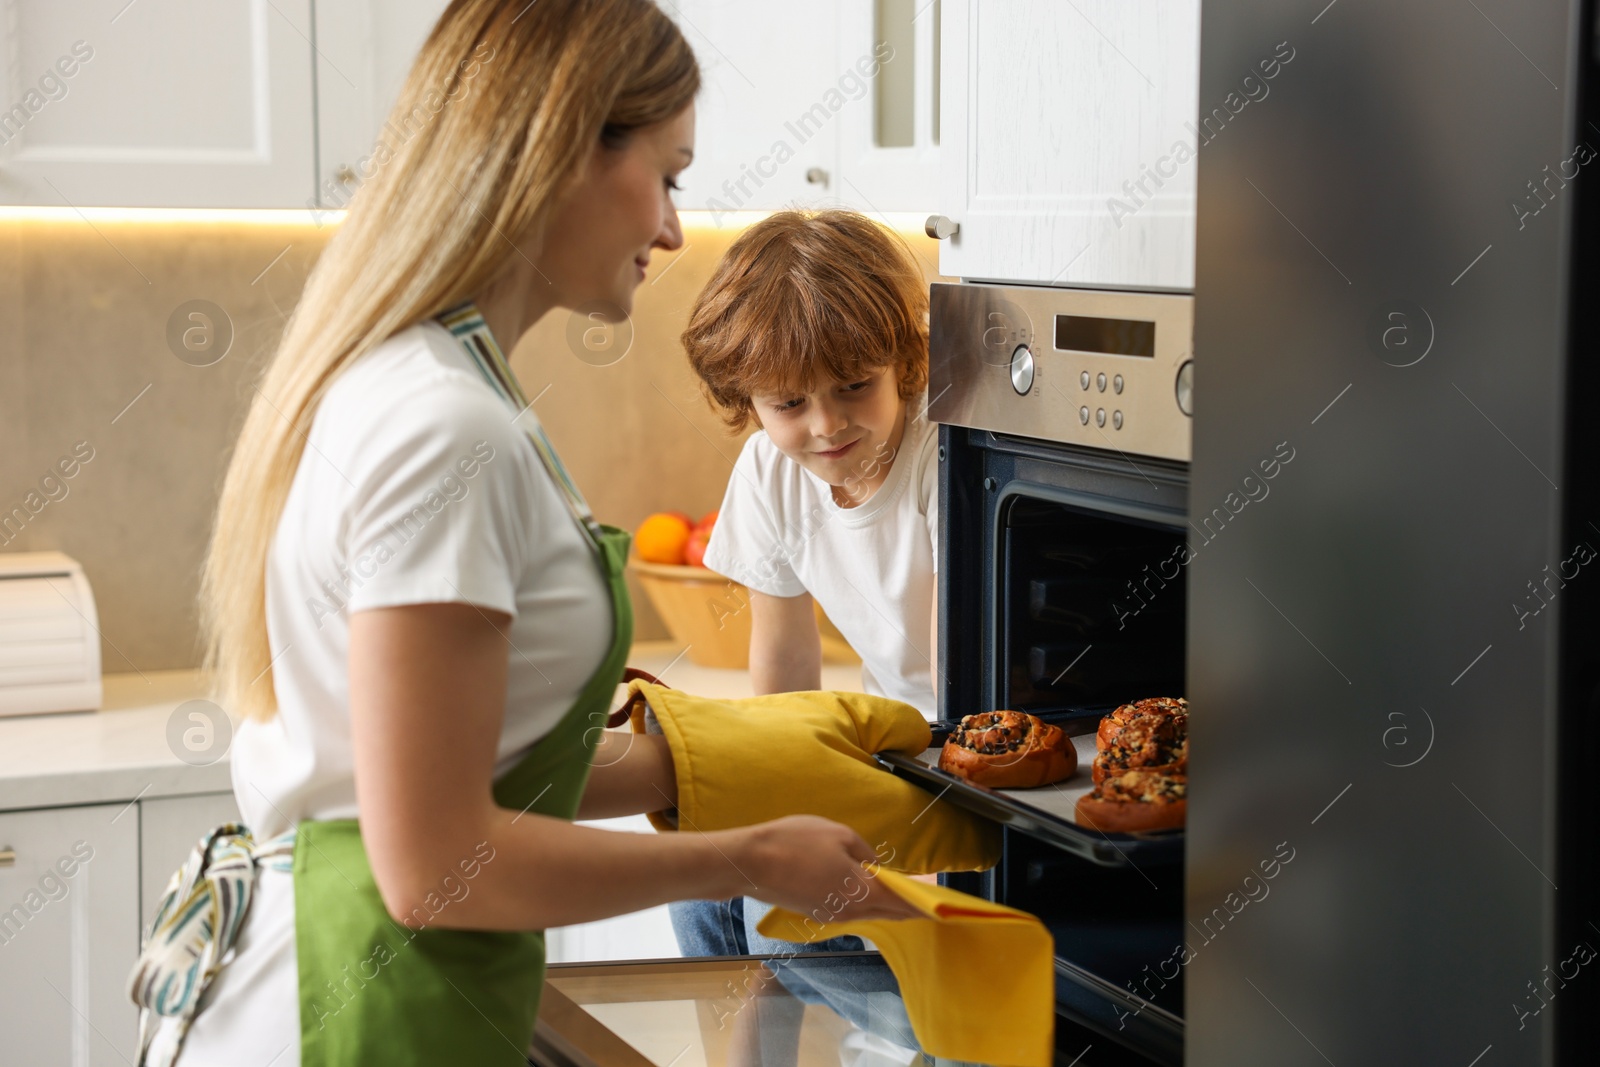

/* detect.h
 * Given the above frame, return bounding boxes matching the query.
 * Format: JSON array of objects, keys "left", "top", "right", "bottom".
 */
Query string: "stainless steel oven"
[{"left": 892, "top": 280, "right": 1198, "bottom": 1065}]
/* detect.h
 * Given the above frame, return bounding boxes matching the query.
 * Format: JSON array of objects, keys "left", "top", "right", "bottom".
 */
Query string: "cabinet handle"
[
  {"left": 804, "top": 167, "right": 829, "bottom": 187},
  {"left": 925, "top": 215, "right": 960, "bottom": 240},
  {"left": 0, "top": 847, "right": 14, "bottom": 868}
]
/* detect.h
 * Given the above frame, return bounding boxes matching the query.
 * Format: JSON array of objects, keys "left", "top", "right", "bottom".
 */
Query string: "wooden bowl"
[{"left": 629, "top": 560, "right": 860, "bottom": 669}]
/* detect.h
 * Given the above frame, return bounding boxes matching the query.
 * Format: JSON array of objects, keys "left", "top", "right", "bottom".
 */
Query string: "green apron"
[{"left": 293, "top": 305, "right": 633, "bottom": 1065}]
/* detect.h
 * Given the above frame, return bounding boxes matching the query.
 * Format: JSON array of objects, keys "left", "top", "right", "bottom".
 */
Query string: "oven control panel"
[{"left": 927, "top": 282, "right": 1194, "bottom": 462}]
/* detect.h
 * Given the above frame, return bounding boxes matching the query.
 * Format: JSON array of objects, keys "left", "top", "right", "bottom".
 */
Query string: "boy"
[{"left": 672, "top": 209, "right": 939, "bottom": 957}]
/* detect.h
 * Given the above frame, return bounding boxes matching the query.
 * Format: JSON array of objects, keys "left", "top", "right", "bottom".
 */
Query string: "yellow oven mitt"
[
  {"left": 758, "top": 869, "right": 1055, "bottom": 1067},
  {"left": 624, "top": 681, "right": 999, "bottom": 874}
]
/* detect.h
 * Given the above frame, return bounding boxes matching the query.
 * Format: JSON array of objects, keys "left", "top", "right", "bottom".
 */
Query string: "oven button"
[
  {"left": 1095, "top": 408, "right": 1106, "bottom": 427},
  {"left": 1010, "top": 345, "right": 1035, "bottom": 395},
  {"left": 1080, "top": 370, "right": 1090, "bottom": 390},
  {"left": 1113, "top": 410, "right": 1124, "bottom": 430},
  {"left": 1096, "top": 372, "right": 1107, "bottom": 392},
  {"left": 1113, "top": 374, "right": 1124, "bottom": 394},
  {"left": 1176, "top": 360, "right": 1194, "bottom": 416},
  {"left": 1079, "top": 406, "right": 1090, "bottom": 425}
]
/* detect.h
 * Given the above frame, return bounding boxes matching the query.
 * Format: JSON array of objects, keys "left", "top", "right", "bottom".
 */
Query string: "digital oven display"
[{"left": 1053, "top": 314, "right": 1156, "bottom": 357}]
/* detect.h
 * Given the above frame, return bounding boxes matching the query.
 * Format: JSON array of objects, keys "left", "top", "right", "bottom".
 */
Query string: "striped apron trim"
[{"left": 128, "top": 824, "right": 296, "bottom": 1066}]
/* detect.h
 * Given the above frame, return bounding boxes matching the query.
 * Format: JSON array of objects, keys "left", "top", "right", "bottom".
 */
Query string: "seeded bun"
[
  {"left": 938, "top": 710, "right": 1077, "bottom": 789},
  {"left": 1075, "top": 770, "right": 1187, "bottom": 833},
  {"left": 1093, "top": 697, "right": 1188, "bottom": 784}
]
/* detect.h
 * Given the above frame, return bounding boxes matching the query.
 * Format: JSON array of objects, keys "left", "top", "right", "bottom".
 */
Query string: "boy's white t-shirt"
[{"left": 702, "top": 407, "right": 939, "bottom": 718}]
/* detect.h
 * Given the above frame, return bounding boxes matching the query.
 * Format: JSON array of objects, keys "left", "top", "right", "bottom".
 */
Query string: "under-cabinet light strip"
[{"left": 0, "top": 206, "right": 936, "bottom": 231}]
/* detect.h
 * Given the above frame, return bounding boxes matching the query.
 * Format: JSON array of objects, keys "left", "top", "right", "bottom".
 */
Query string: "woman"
[{"left": 146, "top": 2, "right": 917, "bottom": 1063}]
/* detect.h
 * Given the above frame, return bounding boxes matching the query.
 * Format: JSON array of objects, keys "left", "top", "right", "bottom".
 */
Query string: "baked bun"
[
  {"left": 939, "top": 711, "right": 1077, "bottom": 789},
  {"left": 1130, "top": 696, "right": 1188, "bottom": 716},
  {"left": 1092, "top": 698, "right": 1189, "bottom": 785},
  {"left": 1075, "top": 770, "right": 1187, "bottom": 833},
  {"left": 1094, "top": 697, "right": 1188, "bottom": 745}
]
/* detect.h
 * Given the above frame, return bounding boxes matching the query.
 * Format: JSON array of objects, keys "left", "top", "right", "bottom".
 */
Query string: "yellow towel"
[
  {"left": 624, "top": 681, "right": 1000, "bottom": 874},
  {"left": 759, "top": 869, "right": 1056, "bottom": 1067}
]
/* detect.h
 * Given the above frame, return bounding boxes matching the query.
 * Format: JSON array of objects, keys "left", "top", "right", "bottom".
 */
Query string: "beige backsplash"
[{"left": 0, "top": 213, "right": 950, "bottom": 674}]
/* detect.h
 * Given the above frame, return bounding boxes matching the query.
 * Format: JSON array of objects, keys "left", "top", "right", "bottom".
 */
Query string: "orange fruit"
[{"left": 635, "top": 512, "right": 692, "bottom": 564}]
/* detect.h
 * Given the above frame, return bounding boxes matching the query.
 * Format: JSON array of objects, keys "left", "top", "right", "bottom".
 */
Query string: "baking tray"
[{"left": 876, "top": 709, "right": 1185, "bottom": 868}]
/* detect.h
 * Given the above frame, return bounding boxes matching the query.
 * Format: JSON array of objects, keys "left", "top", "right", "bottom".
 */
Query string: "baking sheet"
[
  {"left": 876, "top": 710, "right": 1185, "bottom": 867},
  {"left": 909, "top": 732, "right": 1100, "bottom": 825}
]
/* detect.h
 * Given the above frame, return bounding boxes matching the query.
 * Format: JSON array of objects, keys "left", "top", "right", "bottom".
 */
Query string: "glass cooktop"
[
  {"left": 536, "top": 953, "right": 975, "bottom": 1067},
  {"left": 535, "top": 952, "right": 1169, "bottom": 1067}
]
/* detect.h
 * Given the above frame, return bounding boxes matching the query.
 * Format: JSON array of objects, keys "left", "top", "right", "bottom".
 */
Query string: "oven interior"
[{"left": 1001, "top": 495, "right": 1186, "bottom": 715}]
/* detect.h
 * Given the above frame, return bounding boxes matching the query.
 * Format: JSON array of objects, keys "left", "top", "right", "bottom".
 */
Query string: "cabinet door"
[
  {"left": 939, "top": 0, "right": 1200, "bottom": 289},
  {"left": 137, "top": 792, "right": 241, "bottom": 931},
  {"left": 0, "top": 803, "right": 139, "bottom": 1066},
  {"left": 0, "top": 0, "right": 315, "bottom": 208},
  {"left": 313, "top": 0, "right": 449, "bottom": 211},
  {"left": 664, "top": 0, "right": 841, "bottom": 219},
  {"left": 835, "top": 0, "right": 941, "bottom": 213}
]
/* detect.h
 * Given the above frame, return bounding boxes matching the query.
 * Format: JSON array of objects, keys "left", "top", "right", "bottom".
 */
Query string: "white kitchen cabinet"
[
  {"left": 0, "top": 792, "right": 243, "bottom": 1066},
  {"left": 936, "top": 0, "right": 1200, "bottom": 290},
  {"left": 666, "top": 0, "right": 940, "bottom": 220},
  {"left": 312, "top": 0, "right": 450, "bottom": 211},
  {"left": 834, "top": 0, "right": 941, "bottom": 213},
  {"left": 664, "top": 0, "right": 842, "bottom": 219},
  {"left": 0, "top": 0, "right": 942, "bottom": 215},
  {"left": 138, "top": 791, "right": 241, "bottom": 930},
  {"left": 0, "top": 803, "right": 139, "bottom": 1066},
  {"left": 0, "top": 0, "right": 316, "bottom": 209}
]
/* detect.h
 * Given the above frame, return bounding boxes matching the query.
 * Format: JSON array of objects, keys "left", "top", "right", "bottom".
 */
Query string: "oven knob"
[
  {"left": 1176, "top": 360, "right": 1194, "bottom": 416},
  {"left": 1096, "top": 408, "right": 1106, "bottom": 427},
  {"left": 1080, "top": 370, "right": 1090, "bottom": 390},
  {"left": 1079, "top": 406, "right": 1090, "bottom": 425},
  {"left": 1113, "top": 374, "right": 1124, "bottom": 394},
  {"left": 1096, "top": 372, "right": 1107, "bottom": 392},
  {"left": 1009, "top": 344, "right": 1035, "bottom": 395}
]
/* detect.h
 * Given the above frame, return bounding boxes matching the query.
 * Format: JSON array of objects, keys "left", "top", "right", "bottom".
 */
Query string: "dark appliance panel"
[{"left": 1187, "top": 1, "right": 1596, "bottom": 1064}]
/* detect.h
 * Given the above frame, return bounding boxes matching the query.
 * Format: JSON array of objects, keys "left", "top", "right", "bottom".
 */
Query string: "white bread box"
[{"left": 0, "top": 551, "right": 103, "bottom": 716}]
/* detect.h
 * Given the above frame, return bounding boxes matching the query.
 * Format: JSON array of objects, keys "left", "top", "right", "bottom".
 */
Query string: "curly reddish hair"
[{"left": 682, "top": 210, "right": 929, "bottom": 433}]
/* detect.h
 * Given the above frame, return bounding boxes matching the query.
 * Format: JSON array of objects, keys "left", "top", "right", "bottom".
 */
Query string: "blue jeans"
[{"left": 668, "top": 897, "right": 865, "bottom": 957}]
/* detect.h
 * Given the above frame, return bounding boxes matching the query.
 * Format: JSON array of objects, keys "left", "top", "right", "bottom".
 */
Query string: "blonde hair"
[
  {"left": 681, "top": 209, "right": 929, "bottom": 432},
  {"left": 201, "top": 0, "right": 698, "bottom": 721}
]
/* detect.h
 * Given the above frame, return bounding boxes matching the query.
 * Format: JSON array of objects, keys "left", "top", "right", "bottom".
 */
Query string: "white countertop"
[
  {"left": 0, "top": 669, "right": 230, "bottom": 812},
  {"left": 0, "top": 644, "right": 863, "bottom": 813}
]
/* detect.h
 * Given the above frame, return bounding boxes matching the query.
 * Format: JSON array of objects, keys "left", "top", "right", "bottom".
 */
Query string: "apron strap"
[{"left": 436, "top": 301, "right": 607, "bottom": 552}]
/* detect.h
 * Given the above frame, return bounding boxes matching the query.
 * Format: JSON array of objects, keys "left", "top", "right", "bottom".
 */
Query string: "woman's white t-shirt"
[
  {"left": 702, "top": 407, "right": 939, "bottom": 717},
  {"left": 170, "top": 321, "right": 610, "bottom": 1064}
]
